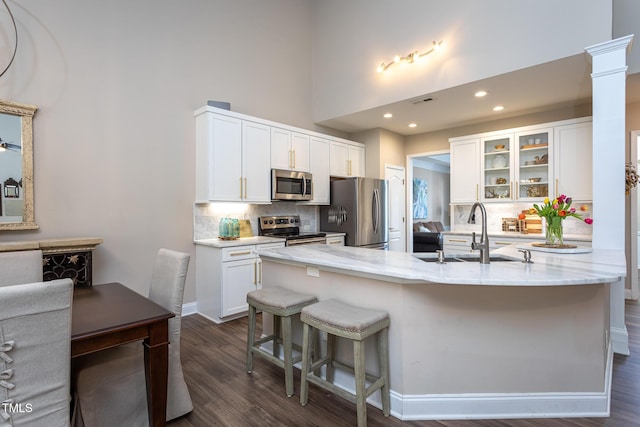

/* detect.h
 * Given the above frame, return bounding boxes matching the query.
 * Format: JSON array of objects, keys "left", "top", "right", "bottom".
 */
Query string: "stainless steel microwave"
[{"left": 271, "top": 169, "right": 313, "bottom": 201}]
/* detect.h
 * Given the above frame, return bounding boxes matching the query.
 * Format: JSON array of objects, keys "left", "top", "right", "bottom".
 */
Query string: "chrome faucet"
[{"left": 467, "top": 202, "right": 490, "bottom": 264}]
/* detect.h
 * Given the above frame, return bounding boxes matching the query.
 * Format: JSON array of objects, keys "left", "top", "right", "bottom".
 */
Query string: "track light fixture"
[{"left": 377, "top": 40, "right": 443, "bottom": 73}]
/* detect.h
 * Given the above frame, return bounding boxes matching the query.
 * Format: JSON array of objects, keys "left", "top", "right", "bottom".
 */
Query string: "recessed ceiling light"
[
  {"left": 493, "top": 105, "right": 504, "bottom": 111},
  {"left": 475, "top": 90, "right": 488, "bottom": 97},
  {"left": 408, "top": 123, "right": 417, "bottom": 128},
  {"left": 383, "top": 113, "right": 393, "bottom": 118}
]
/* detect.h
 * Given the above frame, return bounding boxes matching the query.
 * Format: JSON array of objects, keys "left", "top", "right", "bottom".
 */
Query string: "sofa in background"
[{"left": 413, "top": 221, "right": 444, "bottom": 252}]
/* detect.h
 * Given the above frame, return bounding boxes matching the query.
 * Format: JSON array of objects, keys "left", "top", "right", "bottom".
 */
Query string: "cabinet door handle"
[
  {"left": 476, "top": 184, "right": 479, "bottom": 201},
  {"left": 258, "top": 258, "right": 262, "bottom": 284},
  {"left": 253, "top": 260, "right": 257, "bottom": 285},
  {"left": 244, "top": 177, "right": 247, "bottom": 199},
  {"left": 494, "top": 241, "right": 511, "bottom": 245},
  {"left": 328, "top": 240, "right": 341, "bottom": 244},
  {"left": 449, "top": 239, "right": 467, "bottom": 243},
  {"left": 293, "top": 149, "right": 296, "bottom": 169},
  {"left": 289, "top": 149, "right": 293, "bottom": 169},
  {"left": 230, "top": 251, "right": 251, "bottom": 256},
  {"left": 555, "top": 178, "right": 559, "bottom": 197},
  {"left": 239, "top": 177, "right": 243, "bottom": 198}
]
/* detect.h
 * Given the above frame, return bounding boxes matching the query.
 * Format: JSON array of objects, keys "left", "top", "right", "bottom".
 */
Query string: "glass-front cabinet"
[
  {"left": 481, "top": 128, "right": 552, "bottom": 202},
  {"left": 482, "top": 134, "right": 512, "bottom": 200},
  {"left": 515, "top": 128, "right": 551, "bottom": 200}
]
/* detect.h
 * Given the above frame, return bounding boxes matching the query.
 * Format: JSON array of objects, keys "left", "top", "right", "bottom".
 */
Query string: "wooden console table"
[{"left": 0, "top": 237, "right": 103, "bottom": 287}]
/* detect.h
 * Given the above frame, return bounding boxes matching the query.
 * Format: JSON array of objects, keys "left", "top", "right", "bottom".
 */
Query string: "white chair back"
[
  {"left": 0, "top": 250, "right": 43, "bottom": 287},
  {"left": 0, "top": 278, "right": 73, "bottom": 426}
]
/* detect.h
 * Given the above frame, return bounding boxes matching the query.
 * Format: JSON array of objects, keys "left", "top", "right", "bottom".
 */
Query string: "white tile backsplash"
[
  {"left": 193, "top": 202, "right": 318, "bottom": 240},
  {"left": 451, "top": 202, "right": 593, "bottom": 237}
]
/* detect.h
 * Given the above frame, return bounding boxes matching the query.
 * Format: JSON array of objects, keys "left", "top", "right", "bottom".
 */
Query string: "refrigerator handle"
[{"left": 372, "top": 189, "right": 380, "bottom": 233}]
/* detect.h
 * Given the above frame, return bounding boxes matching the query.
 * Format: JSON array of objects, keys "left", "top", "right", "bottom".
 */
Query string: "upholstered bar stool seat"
[
  {"left": 246, "top": 286, "right": 318, "bottom": 397},
  {"left": 299, "top": 299, "right": 390, "bottom": 427}
]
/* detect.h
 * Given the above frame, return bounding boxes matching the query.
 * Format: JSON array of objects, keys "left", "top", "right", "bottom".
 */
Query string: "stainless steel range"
[{"left": 258, "top": 215, "right": 326, "bottom": 246}]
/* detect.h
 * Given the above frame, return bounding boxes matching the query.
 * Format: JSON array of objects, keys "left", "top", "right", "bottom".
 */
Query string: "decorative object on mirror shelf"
[
  {"left": 494, "top": 144, "right": 505, "bottom": 150},
  {"left": 626, "top": 162, "right": 638, "bottom": 195},
  {"left": 495, "top": 177, "right": 507, "bottom": 184},
  {"left": 376, "top": 40, "right": 443, "bottom": 73},
  {"left": 531, "top": 195, "right": 592, "bottom": 248},
  {"left": 3, "top": 177, "right": 19, "bottom": 197}
]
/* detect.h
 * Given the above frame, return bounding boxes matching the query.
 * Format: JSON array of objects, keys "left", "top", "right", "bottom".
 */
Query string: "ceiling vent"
[{"left": 410, "top": 96, "right": 436, "bottom": 105}]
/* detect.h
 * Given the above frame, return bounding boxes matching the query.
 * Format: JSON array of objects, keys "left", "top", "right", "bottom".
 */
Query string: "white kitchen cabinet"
[
  {"left": 450, "top": 138, "right": 480, "bottom": 203},
  {"left": 450, "top": 117, "right": 591, "bottom": 206},
  {"left": 330, "top": 140, "right": 365, "bottom": 177},
  {"left": 195, "top": 241, "right": 285, "bottom": 323},
  {"left": 481, "top": 128, "right": 552, "bottom": 203},
  {"left": 194, "top": 111, "right": 271, "bottom": 203},
  {"left": 442, "top": 233, "right": 475, "bottom": 255},
  {"left": 298, "top": 136, "right": 330, "bottom": 205},
  {"left": 270, "top": 127, "right": 310, "bottom": 172},
  {"left": 325, "top": 235, "right": 345, "bottom": 245},
  {"left": 242, "top": 121, "right": 272, "bottom": 203},
  {"left": 554, "top": 121, "right": 592, "bottom": 200}
]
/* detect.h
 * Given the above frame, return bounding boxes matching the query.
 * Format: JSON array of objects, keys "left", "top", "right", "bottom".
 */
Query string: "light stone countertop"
[
  {"left": 0, "top": 237, "right": 103, "bottom": 253},
  {"left": 257, "top": 243, "right": 625, "bottom": 286},
  {"left": 194, "top": 236, "right": 284, "bottom": 248},
  {"left": 442, "top": 230, "right": 592, "bottom": 242}
]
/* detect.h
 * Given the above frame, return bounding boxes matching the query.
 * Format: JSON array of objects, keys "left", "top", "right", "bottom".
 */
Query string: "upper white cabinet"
[
  {"left": 301, "top": 136, "right": 330, "bottom": 205},
  {"left": 242, "top": 121, "right": 272, "bottom": 203},
  {"left": 330, "top": 140, "right": 365, "bottom": 177},
  {"left": 195, "top": 105, "right": 366, "bottom": 203},
  {"left": 450, "top": 138, "right": 480, "bottom": 203},
  {"left": 480, "top": 128, "right": 552, "bottom": 202},
  {"left": 195, "top": 110, "right": 271, "bottom": 203},
  {"left": 270, "top": 128, "right": 310, "bottom": 172},
  {"left": 554, "top": 121, "right": 592, "bottom": 200},
  {"left": 450, "top": 117, "right": 592, "bottom": 205}
]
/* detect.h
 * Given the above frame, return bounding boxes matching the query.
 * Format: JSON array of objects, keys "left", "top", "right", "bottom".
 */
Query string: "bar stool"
[
  {"left": 299, "top": 299, "right": 390, "bottom": 427},
  {"left": 246, "top": 286, "right": 318, "bottom": 397}
]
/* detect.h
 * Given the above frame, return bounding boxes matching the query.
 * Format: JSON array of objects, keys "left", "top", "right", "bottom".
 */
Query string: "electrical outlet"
[{"left": 306, "top": 266, "right": 320, "bottom": 277}]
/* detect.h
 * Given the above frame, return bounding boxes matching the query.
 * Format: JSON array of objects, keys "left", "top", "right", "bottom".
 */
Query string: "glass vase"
[{"left": 545, "top": 216, "right": 564, "bottom": 246}]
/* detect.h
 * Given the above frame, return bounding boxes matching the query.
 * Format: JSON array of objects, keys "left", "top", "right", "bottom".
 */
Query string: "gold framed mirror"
[{"left": 0, "top": 99, "right": 38, "bottom": 230}]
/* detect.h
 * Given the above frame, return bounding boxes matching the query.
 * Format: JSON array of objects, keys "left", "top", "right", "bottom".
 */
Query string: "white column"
[{"left": 586, "top": 35, "right": 634, "bottom": 355}]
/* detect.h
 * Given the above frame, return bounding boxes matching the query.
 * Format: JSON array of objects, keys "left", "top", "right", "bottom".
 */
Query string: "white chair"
[
  {"left": 72, "top": 249, "right": 192, "bottom": 427},
  {"left": 0, "top": 278, "right": 73, "bottom": 427},
  {"left": 0, "top": 250, "right": 43, "bottom": 287}
]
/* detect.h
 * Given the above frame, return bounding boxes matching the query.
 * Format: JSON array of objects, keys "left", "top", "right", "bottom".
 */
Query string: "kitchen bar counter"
[
  {"left": 257, "top": 244, "right": 623, "bottom": 421},
  {"left": 257, "top": 243, "right": 624, "bottom": 286}
]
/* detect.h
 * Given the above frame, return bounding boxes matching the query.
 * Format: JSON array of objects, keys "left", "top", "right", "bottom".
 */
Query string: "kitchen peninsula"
[{"left": 257, "top": 244, "right": 625, "bottom": 421}]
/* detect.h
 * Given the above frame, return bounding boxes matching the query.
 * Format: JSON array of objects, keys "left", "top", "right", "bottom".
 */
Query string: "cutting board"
[{"left": 239, "top": 220, "right": 253, "bottom": 237}]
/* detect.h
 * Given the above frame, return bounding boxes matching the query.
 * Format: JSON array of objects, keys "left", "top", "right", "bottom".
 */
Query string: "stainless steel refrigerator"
[{"left": 320, "top": 177, "right": 389, "bottom": 249}]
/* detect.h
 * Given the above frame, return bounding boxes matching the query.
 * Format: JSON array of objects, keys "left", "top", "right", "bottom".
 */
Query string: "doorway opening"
[{"left": 406, "top": 150, "right": 450, "bottom": 253}]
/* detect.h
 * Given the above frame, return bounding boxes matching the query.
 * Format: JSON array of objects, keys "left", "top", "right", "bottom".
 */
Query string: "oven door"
[{"left": 271, "top": 169, "right": 313, "bottom": 201}]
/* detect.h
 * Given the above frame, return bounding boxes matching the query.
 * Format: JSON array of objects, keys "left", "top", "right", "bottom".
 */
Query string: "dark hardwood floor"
[{"left": 170, "top": 301, "right": 640, "bottom": 426}]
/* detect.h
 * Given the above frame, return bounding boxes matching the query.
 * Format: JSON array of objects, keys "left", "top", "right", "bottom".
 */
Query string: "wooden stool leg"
[
  {"left": 300, "top": 323, "right": 311, "bottom": 406},
  {"left": 354, "top": 339, "right": 367, "bottom": 427},
  {"left": 326, "top": 333, "right": 336, "bottom": 383},
  {"left": 379, "top": 327, "right": 390, "bottom": 417},
  {"left": 246, "top": 304, "right": 256, "bottom": 373},
  {"left": 273, "top": 314, "right": 281, "bottom": 358},
  {"left": 282, "top": 315, "right": 294, "bottom": 397}
]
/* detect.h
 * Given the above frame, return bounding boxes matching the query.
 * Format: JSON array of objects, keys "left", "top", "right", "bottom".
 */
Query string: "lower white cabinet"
[
  {"left": 326, "top": 235, "right": 345, "bottom": 246},
  {"left": 196, "top": 241, "right": 285, "bottom": 323}
]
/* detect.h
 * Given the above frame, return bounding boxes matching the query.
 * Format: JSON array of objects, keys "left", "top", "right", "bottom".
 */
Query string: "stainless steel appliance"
[
  {"left": 271, "top": 169, "right": 313, "bottom": 201},
  {"left": 258, "top": 215, "right": 326, "bottom": 246},
  {"left": 320, "top": 177, "right": 389, "bottom": 249}
]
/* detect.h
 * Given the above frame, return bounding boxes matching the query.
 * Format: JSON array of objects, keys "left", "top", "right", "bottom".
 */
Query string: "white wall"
[
  {"left": 0, "top": 0, "right": 314, "bottom": 302},
  {"left": 310, "top": 0, "right": 611, "bottom": 122}
]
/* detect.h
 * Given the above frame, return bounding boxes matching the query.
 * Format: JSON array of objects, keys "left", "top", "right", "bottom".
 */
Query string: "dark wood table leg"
[{"left": 144, "top": 319, "right": 170, "bottom": 427}]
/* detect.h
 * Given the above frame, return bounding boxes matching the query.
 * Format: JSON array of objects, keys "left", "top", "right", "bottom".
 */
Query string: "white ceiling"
[{"left": 317, "top": 54, "right": 640, "bottom": 137}]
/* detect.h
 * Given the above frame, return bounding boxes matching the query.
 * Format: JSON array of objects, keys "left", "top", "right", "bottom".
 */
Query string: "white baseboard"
[
  {"left": 611, "top": 326, "right": 630, "bottom": 356},
  {"left": 182, "top": 302, "right": 198, "bottom": 317},
  {"left": 329, "top": 343, "right": 613, "bottom": 421}
]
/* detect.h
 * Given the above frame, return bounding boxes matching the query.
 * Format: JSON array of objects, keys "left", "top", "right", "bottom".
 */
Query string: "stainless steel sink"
[{"left": 420, "top": 255, "right": 515, "bottom": 263}]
